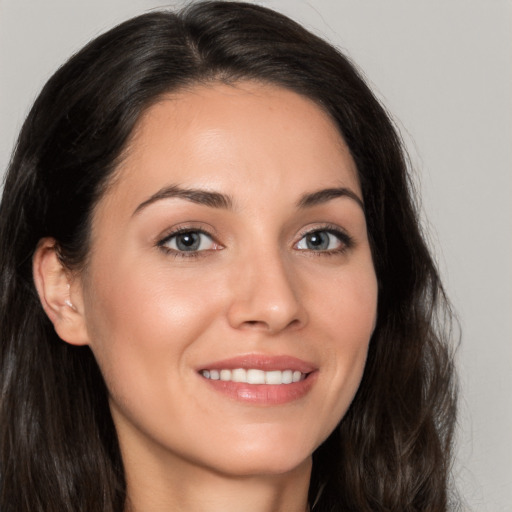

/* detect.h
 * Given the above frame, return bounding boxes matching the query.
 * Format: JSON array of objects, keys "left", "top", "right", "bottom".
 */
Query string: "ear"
[{"left": 33, "top": 238, "right": 89, "bottom": 346}]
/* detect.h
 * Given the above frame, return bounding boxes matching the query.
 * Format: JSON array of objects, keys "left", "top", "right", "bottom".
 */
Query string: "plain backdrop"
[{"left": 1, "top": 0, "right": 511, "bottom": 510}]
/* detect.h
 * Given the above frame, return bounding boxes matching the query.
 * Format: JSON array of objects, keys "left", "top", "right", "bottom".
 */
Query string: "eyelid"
[
  {"left": 156, "top": 223, "right": 223, "bottom": 257},
  {"left": 294, "top": 223, "right": 354, "bottom": 252},
  {"left": 156, "top": 222, "right": 217, "bottom": 243},
  {"left": 154, "top": 222, "right": 353, "bottom": 258}
]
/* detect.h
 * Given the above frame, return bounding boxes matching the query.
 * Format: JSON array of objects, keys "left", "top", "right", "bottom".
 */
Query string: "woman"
[{"left": 0, "top": 2, "right": 457, "bottom": 511}]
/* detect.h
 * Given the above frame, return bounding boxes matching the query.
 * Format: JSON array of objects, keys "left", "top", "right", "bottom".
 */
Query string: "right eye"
[
  {"left": 159, "top": 230, "right": 219, "bottom": 255},
  {"left": 295, "top": 230, "right": 344, "bottom": 252}
]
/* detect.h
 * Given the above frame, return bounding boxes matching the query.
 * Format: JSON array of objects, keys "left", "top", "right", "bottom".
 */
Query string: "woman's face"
[{"left": 76, "top": 82, "right": 377, "bottom": 478}]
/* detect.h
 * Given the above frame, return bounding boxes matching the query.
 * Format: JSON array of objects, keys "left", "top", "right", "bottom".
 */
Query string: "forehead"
[{"left": 97, "top": 81, "right": 360, "bottom": 217}]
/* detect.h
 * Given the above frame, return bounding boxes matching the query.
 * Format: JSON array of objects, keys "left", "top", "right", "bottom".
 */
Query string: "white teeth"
[
  {"left": 265, "top": 370, "right": 282, "bottom": 385},
  {"left": 220, "top": 369, "right": 231, "bottom": 381},
  {"left": 247, "top": 369, "right": 265, "bottom": 384},
  {"left": 231, "top": 368, "right": 246, "bottom": 382},
  {"left": 201, "top": 368, "right": 306, "bottom": 385},
  {"left": 282, "top": 370, "right": 293, "bottom": 384}
]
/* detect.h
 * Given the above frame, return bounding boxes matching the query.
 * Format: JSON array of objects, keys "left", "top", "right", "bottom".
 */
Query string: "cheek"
[
  {"left": 81, "top": 257, "right": 224, "bottom": 398},
  {"left": 309, "top": 262, "right": 377, "bottom": 431},
  {"left": 313, "top": 257, "right": 377, "bottom": 347},
  {"left": 86, "top": 253, "right": 220, "bottom": 334}
]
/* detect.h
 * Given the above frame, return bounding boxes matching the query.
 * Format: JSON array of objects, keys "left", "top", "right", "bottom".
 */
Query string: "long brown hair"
[{"left": 0, "top": 2, "right": 458, "bottom": 510}]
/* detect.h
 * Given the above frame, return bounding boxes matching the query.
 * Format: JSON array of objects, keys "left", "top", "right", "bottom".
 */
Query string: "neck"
[{"left": 124, "top": 454, "right": 312, "bottom": 512}]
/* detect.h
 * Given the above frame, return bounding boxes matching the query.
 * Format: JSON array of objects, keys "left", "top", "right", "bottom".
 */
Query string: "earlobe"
[{"left": 32, "top": 238, "right": 89, "bottom": 346}]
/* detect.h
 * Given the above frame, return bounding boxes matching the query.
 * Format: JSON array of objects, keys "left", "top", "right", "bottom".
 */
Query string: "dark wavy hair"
[{"left": 0, "top": 2, "right": 457, "bottom": 511}]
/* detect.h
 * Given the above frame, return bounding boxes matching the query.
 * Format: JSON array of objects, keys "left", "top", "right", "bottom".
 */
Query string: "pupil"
[
  {"left": 307, "top": 232, "right": 329, "bottom": 250},
  {"left": 177, "top": 233, "right": 200, "bottom": 251}
]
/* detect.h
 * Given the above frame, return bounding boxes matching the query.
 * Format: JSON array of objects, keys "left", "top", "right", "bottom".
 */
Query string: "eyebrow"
[
  {"left": 297, "top": 187, "right": 364, "bottom": 211},
  {"left": 133, "top": 185, "right": 233, "bottom": 216},
  {"left": 133, "top": 184, "right": 364, "bottom": 216}
]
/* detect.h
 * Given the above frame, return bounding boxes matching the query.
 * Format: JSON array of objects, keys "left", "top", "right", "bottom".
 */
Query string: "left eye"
[
  {"left": 162, "top": 231, "right": 216, "bottom": 252},
  {"left": 296, "top": 230, "right": 343, "bottom": 251}
]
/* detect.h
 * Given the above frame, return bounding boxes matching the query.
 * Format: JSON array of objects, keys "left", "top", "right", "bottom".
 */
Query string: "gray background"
[{"left": 1, "top": 0, "right": 511, "bottom": 510}]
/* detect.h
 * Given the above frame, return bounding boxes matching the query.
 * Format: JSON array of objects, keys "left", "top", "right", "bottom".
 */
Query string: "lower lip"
[{"left": 201, "top": 372, "right": 317, "bottom": 405}]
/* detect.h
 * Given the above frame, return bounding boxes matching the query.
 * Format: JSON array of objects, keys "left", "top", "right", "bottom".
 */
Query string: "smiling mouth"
[
  {"left": 197, "top": 354, "right": 317, "bottom": 404},
  {"left": 200, "top": 368, "right": 307, "bottom": 385}
]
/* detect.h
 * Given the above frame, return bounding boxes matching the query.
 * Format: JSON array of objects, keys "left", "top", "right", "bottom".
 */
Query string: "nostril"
[
  {"left": 240, "top": 318, "right": 302, "bottom": 332},
  {"left": 242, "top": 320, "right": 268, "bottom": 329},
  {"left": 288, "top": 319, "right": 301, "bottom": 328},
  {"left": 226, "top": 282, "right": 307, "bottom": 333}
]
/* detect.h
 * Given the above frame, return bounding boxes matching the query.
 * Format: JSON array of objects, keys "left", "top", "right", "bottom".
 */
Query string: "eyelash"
[
  {"left": 156, "top": 224, "right": 354, "bottom": 259},
  {"left": 157, "top": 226, "right": 220, "bottom": 259},
  {"left": 295, "top": 224, "right": 354, "bottom": 256}
]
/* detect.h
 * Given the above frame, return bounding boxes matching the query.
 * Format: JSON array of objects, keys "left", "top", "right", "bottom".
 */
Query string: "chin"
[
  {"left": 213, "top": 450, "right": 313, "bottom": 479},
  {"left": 200, "top": 430, "right": 318, "bottom": 478}
]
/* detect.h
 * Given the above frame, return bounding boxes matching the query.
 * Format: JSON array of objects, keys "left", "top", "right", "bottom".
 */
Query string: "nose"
[{"left": 226, "top": 249, "right": 307, "bottom": 334}]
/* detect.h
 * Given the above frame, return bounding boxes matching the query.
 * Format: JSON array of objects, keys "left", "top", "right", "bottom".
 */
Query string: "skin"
[{"left": 34, "top": 82, "right": 378, "bottom": 512}]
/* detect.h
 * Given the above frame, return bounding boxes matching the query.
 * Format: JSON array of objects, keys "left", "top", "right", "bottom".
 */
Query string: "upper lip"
[{"left": 197, "top": 354, "right": 317, "bottom": 373}]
